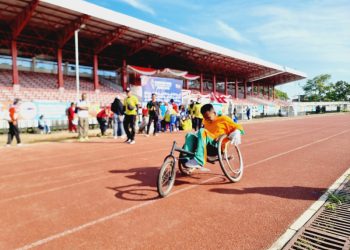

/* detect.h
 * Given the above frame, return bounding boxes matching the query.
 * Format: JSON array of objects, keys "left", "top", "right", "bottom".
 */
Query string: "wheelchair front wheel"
[
  {"left": 157, "top": 155, "right": 176, "bottom": 197},
  {"left": 218, "top": 135, "right": 244, "bottom": 182}
]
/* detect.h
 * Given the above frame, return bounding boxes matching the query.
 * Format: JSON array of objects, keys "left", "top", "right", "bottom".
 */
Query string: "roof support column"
[
  {"left": 251, "top": 82, "right": 254, "bottom": 96},
  {"left": 235, "top": 79, "right": 238, "bottom": 99},
  {"left": 257, "top": 83, "right": 260, "bottom": 97},
  {"left": 244, "top": 79, "right": 247, "bottom": 99},
  {"left": 213, "top": 74, "right": 216, "bottom": 93},
  {"left": 184, "top": 79, "right": 188, "bottom": 89},
  {"left": 224, "top": 77, "right": 228, "bottom": 95},
  {"left": 121, "top": 59, "right": 127, "bottom": 91},
  {"left": 200, "top": 73, "right": 203, "bottom": 93},
  {"left": 93, "top": 54, "right": 99, "bottom": 91},
  {"left": 57, "top": 48, "right": 64, "bottom": 90},
  {"left": 11, "top": 40, "right": 19, "bottom": 86}
]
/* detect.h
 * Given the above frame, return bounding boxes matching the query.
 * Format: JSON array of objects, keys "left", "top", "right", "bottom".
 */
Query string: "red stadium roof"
[{"left": 0, "top": 0, "right": 306, "bottom": 86}]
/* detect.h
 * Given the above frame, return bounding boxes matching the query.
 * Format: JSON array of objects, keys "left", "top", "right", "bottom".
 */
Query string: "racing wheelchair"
[{"left": 157, "top": 134, "right": 243, "bottom": 197}]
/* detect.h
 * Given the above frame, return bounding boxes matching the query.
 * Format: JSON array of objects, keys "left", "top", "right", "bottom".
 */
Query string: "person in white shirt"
[{"left": 76, "top": 93, "right": 90, "bottom": 141}]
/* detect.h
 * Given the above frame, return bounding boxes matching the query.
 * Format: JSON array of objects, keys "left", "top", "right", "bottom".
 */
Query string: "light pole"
[{"left": 74, "top": 24, "right": 85, "bottom": 102}]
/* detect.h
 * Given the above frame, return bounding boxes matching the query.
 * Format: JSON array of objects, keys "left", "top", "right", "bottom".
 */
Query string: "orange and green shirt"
[{"left": 202, "top": 115, "right": 244, "bottom": 139}]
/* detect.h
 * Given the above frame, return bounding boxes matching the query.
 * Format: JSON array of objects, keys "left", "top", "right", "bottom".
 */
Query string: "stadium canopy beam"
[
  {"left": 11, "top": 0, "right": 39, "bottom": 39},
  {"left": 121, "top": 59, "right": 127, "bottom": 91},
  {"left": 93, "top": 54, "right": 99, "bottom": 91},
  {"left": 200, "top": 73, "right": 204, "bottom": 93},
  {"left": 10, "top": 0, "right": 39, "bottom": 86},
  {"left": 235, "top": 79, "right": 238, "bottom": 99},
  {"left": 94, "top": 27, "right": 127, "bottom": 54},
  {"left": 56, "top": 15, "right": 89, "bottom": 89},
  {"left": 57, "top": 48, "right": 64, "bottom": 89},
  {"left": 158, "top": 42, "right": 183, "bottom": 58},
  {"left": 11, "top": 40, "right": 19, "bottom": 86},
  {"left": 127, "top": 35, "right": 157, "bottom": 56},
  {"left": 244, "top": 80, "right": 247, "bottom": 99},
  {"left": 57, "top": 15, "right": 90, "bottom": 48},
  {"left": 213, "top": 74, "right": 216, "bottom": 93}
]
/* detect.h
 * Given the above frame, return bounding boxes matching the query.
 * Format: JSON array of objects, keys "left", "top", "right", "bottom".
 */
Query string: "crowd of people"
[
  {"left": 63, "top": 88, "right": 209, "bottom": 145},
  {"left": 4, "top": 88, "right": 242, "bottom": 152},
  {"left": 3, "top": 91, "right": 243, "bottom": 172}
]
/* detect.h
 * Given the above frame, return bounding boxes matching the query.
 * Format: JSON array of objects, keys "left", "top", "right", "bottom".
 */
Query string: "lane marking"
[
  {"left": 15, "top": 128, "right": 350, "bottom": 249},
  {"left": 1, "top": 125, "right": 328, "bottom": 179},
  {"left": 245, "top": 129, "right": 350, "bottom": 168},
  {"left": 16, "top": 176, "right": 218, "bottom": 250},
  {"left": 2, "top": 126, "right": 331, "bottom": 201}
]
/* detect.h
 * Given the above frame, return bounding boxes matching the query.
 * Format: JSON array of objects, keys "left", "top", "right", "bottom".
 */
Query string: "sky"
[{"left": 86, "top": 0, "right": 350, "bottom": 98}]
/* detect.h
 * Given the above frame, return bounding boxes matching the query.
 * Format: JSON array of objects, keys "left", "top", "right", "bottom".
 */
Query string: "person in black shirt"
[{"left": 146, "top": 93, "right": 160, "bottom": 136}]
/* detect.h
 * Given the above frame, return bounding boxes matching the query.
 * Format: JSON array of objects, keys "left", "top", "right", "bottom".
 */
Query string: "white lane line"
[
  {"left": 2, "top": 127, "right": 324, "bottom": 202},
  {"left": 0, "top": 147, "right": 169, "bottom": 179},
  {"left": 245, "top": 129, "right": 350, "bottom": 168},
  {"left": 15, "top": 128, "right": 350, "bottom": 250},
  {"left": 0, "top": 175, "right": 113, "bottom": 203},
  {"left": 1, "top": 124, "right": 324, "bottom": 180},
  {"left": 16, "top": 176, "right": 218, "bottom": 250}
]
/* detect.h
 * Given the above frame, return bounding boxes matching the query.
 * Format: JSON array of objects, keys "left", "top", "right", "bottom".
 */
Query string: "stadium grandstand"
[{"left": 0, "top": 0, "right": 309, "bottom": 128}]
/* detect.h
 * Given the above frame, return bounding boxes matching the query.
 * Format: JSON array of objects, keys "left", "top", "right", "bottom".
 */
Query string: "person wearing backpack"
[{"left": 111, "top": 95, "right": 126, "bottom": 139}]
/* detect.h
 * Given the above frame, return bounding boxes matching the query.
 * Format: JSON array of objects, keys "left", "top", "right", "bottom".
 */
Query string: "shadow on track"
[
  {"left": 210, "top": 186, "right": 326, "bottom": 200},
  {"left": 107, "top": 167, "right": 228, "bottom": 201}
]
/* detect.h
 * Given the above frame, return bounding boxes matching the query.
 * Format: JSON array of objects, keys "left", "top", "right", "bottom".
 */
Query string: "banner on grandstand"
[
  {"left": 0, "top": 101, "right": 11, "bottom": 121},
  {"left": 141, "top": 76, "right": 183, "bottom": 104},
  {"left": 31, "top": 100, "right": 69, "bottom": 120}
]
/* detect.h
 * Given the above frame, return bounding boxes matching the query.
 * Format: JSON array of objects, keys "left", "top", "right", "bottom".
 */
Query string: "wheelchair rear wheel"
[
  {"left": 157, "top": 155, "right": 176, "bottom": 197},
  {"left": 218, "top": 135, "right": 244, "bottom": 182}
]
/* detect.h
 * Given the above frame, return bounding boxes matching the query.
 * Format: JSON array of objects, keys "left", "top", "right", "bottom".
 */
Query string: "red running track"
[{"left": 0, "top": 114, "right": 350, "bottom": 250}]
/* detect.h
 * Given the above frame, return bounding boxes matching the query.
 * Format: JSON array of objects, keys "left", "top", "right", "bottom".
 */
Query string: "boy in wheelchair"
[{"left": 182, "top": 103, "right": 244, "bottom": 171}]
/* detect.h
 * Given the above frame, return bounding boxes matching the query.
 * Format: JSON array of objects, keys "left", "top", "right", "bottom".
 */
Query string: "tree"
[
  {"left": 303, "top": 74, "right": 331, "bottom": 101},
  {"left": 331, "top": 81, "right": 350, "bottom": 101},
  {"left": 274, "top": 89, "right": 289, "bottom": 100}
]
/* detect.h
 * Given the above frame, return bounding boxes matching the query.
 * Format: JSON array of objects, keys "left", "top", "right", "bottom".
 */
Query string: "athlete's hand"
[{"left": 228, "top": 130, "right": 241, "bottom": 145}]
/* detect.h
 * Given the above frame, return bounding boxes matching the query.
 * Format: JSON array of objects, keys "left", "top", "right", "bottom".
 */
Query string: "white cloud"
[
  {"left": 249, "top": 3, "right": 350, "bottom": 63},
  {"left": 118, "top": 0, "right": 155, "bottom": 15},
  {"left": 216, "top": 20, "right": 250, "bottom": 44}
]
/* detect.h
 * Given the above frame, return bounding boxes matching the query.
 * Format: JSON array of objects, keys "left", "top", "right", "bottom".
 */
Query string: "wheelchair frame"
[{"left": 157, "top": 134, "right": 244, "bottom": 197}]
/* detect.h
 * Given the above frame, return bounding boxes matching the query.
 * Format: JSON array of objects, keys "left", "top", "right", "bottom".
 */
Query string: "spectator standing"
[
  {"left": 246, "top": 107, "right": 251, "bottom": 120},
  {"left": 123, "top": 87, "right": 139, "bottom": 144},
  {"left": 188, "top": 100, "right": 195, "bottom": 129},
  {"left": 146, "top": 93, "right": 160, "bottom": 136},
  {"left": 170, "top": 99, "right": 180, "bottom": 130},
  {"left": 6, "top": 98, "right": 22, "bottom": 147},
  {"left": 138, "top": 105, "right": 149, "bottom": 134},
  {"left": 96, "top": 106, "right": 111, "bottom": 136},
  {"left": 193, "top": 98, "right": 203, "bottom": 131},
  {"left": 67, "top": 102, "right": 77, "bottom": 133},
  {"left": 77, "top": 93, "right": 90, "bottom": 141},
  {"left": 111, "top": 96, "right": 126, "bottom": 139},
  {"left": 159, "top": 101, "right": 167, "bottom": 132},
  {"left": 38, "top": 115, "right": 51, "bottom": 134}
]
